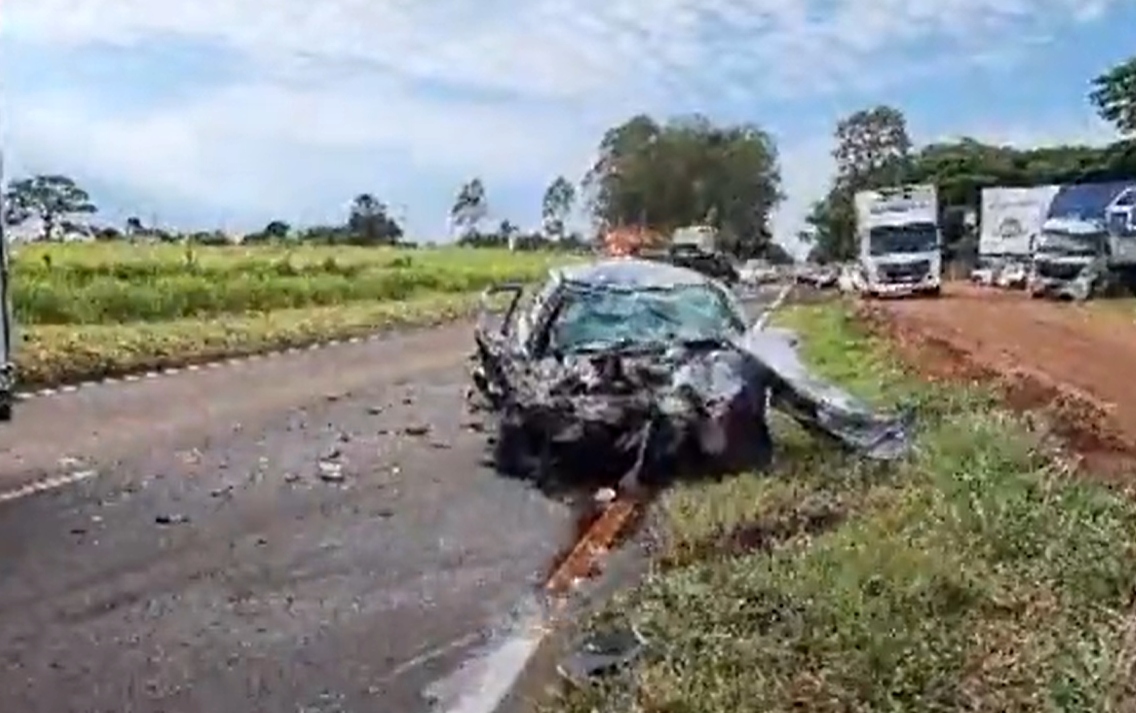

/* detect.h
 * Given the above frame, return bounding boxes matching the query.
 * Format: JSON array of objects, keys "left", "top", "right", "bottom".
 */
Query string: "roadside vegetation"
[
  {"left": 9, "top": 244, "right": 574, "bottom": 387},
  {"left": 549, "top": 303, "right": 1136, "bottom": 713}
]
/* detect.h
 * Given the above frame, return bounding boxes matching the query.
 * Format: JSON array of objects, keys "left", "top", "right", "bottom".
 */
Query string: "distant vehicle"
[
  {"left": 1027, "top": 181, "right": 1136, "bottom": 300},
  {"left": 979, "top": 186, "right": 1058, "bottom": 287},
  {"left": 640, "top": 225, "right": 740, "bottom": 285},
  {"left": 0, "top": 153, "right": 12, "bottom": 420},
  {"left": 739, "top": 259, "right": 778, "bottom": 285},
  {"left": 854, "top": 184, "right": 942, "bottom": 298}
]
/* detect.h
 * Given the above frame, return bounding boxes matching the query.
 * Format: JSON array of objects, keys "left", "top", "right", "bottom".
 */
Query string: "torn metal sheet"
[{"left": 469, "top": 258, "right": 914, "bottom": 489}]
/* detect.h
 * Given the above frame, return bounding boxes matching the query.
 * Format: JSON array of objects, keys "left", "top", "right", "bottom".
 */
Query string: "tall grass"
[{"left": 10, "top": 243, "right": 576, "bottom": 324}]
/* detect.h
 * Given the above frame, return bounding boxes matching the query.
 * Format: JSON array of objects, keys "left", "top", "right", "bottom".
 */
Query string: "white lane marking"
[
  {"left": 0, "top": 469, "right": 97, "bottom": 504},
  {"left": 433, "top": 613, "right": 549, "bottom": 713}
]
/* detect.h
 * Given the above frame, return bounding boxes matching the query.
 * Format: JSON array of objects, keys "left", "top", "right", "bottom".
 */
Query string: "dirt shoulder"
[{"left": 858, "top": 283, "right": 1136, "bottom": 486}]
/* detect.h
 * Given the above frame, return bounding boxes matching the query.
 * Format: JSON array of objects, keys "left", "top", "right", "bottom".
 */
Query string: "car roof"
[{"left": 553, "top": 257, "right": 713, "bottom": 290}]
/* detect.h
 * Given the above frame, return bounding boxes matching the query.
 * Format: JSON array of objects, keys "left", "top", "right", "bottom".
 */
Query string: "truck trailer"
[
  {"left": 854, "top": 184, "right": 942, "bottom": 297},
  {"left": 976, "top": 186, "right": 1059, "bottom": 288},
  {"left": 1027, "top": 181, "right": 1136, "bottom": 300}
]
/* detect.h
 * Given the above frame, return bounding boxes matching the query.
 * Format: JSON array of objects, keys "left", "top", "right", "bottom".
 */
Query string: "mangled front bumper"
[
  {"left": 490, "top": 348, "right": 774, "bottom": 485},
  {"left": 474, "top": 327, "right": 915, "bottom": 487}
]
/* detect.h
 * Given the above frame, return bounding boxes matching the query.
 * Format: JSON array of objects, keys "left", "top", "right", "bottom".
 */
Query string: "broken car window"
[{"left": 549, "top": 284, "right": 742, "bottom": 353}]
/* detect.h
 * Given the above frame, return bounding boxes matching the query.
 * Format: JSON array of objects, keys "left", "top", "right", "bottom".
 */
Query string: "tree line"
[
  {"left": 802, "top": 55, "right": 1136, "bottom": 264},
  {"left": 3, "top": 52, "right": 1131, "bottom": 261}
]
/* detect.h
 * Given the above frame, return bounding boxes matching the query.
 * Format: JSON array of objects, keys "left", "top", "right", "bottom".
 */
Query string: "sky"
[{"left": 1, "top": 0, "right": 1132, "bottom": 253}]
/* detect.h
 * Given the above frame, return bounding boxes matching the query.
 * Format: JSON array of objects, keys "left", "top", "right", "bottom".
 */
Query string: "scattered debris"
[
  {"left": 317, "top": 460, "right": 345, "bottom": 482},
  {"left": 155, "top": 513, "right": 189, "bottom": 525},
  {"left": 403, "top": 424, "right": 431, "bottom": 436},
  {"left": 366, "top": 405, "right": 384, "bottom": 415},
  {"left": 557, "top": 625, "right": 647, "bottom": 687}
]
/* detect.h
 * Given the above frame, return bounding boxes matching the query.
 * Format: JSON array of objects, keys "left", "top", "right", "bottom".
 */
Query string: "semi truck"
[
  {"left": 1027, "top": 181, "right": 1136, "bottom": 300},
  {"left": 0, "top": 153, "right": 12, "bottom": 420},
  {"left": 854, "top": 184, "right": 942, "bottom": 297},
  {"left": 976, "top": 186, "right": 1059, "bottom": 288}
]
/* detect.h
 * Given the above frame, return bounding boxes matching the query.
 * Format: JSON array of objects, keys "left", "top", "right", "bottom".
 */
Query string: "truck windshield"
[
  {"left": 868, "top": 224, "right": 938, "bottom": 255},
  {"left": 1037, "top": 231, "right": 1101, "bottom": 257}
]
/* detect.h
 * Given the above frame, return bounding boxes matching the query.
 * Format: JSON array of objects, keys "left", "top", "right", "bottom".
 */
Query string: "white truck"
[
  {"left": 1028, "top": 180, "right": 1136, "bottom": 300},
  {"left": 854, "top": 184, "right": 942, "bottom": 297},
  {"left": 0, "top": 154, "right": 12, "bottom": 420},
  {"left": 976, "top": 186, "right": 1058, "bottom": 288}
]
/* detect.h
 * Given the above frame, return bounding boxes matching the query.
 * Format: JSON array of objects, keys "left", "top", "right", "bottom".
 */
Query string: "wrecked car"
[{"left": 469, "top": 258, "right": 914, "bottom": 491}]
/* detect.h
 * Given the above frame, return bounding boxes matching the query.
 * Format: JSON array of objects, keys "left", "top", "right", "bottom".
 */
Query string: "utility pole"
[{"left": 0, "top": 147, "right": 14, "bottom": 420}]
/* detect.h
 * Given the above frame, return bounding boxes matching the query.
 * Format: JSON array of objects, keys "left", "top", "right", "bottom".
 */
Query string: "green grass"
[
  {"left": 547, "top": 304, "right": 1136, "bottom": 713},
  {"left": 15, "top": 291, "right": 488, "bottom": 387},
  {"left": 3, "top": 243, "right": 573, "bottom": 386},
  {"left": 10, "top": 243, "right": 576, "bottom": 324}
]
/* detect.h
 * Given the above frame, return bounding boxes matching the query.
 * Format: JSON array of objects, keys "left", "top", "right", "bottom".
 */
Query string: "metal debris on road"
[{"left": 317, "top": 460, "right": 345, "bottom": 482}]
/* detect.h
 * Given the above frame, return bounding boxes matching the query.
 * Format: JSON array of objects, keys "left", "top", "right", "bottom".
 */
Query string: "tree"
[
  {"left": 541, "top": 176, "right": 576, "bottom": 238},
  {"left": 802, "top": 192, "right": 857, "bottom": 263},
  {"left": 4, "top": 174, "right": 97, "bottom": 241},
  {"left": 347, "top": 193, "right": 402, "bottom": 245},
  {"left": 583, "top": 114, "right": 782, "bottom": 258},
  {"left": 1090, "top": 55, "right": 1136, "bottom": 135},
  {"left": 832, "top": 105, "right": 912, "bottom": 189},
  {"left": 262, "top": 220, "right": 290, "bottom": 240},
  {"left": 451, "top": 178, "right": 488, "bottom": 236}
]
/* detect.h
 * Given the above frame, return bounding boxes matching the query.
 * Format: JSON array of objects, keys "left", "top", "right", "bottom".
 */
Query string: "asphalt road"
[{"left": 0, "top": 322, "right": 575, "bottom": 713}]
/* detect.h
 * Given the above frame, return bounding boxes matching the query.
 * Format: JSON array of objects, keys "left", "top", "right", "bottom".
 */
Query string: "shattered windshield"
[
  {"left": 868, "top": 223, "right": 938, "bottom": 255},
  {"left": 1037, "top": 230, "right": 1102, "bottom": 257},
  {"left": 549, "top": 284, "right": 743, "bottom": 353}
]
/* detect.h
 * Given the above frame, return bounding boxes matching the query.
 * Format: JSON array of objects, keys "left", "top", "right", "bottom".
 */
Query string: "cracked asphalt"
[{"left": 0, "top": 322, "right": 574, "bottom": 713}]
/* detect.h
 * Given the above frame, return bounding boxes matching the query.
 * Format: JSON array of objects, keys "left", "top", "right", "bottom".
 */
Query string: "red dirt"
[{"left": 857, "top": 283, "right": 1136, "bottom": 490}]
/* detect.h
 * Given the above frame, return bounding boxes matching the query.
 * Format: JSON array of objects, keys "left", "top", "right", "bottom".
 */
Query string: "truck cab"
[
  {"left": 855, "top": 185, "right": 942, "bottom": 298},
  {"left": 1028, "top": 217, "right": 1108, "bottom": 300}
]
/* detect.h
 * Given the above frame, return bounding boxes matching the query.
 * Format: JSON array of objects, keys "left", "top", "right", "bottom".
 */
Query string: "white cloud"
[{"left": 0, "top": 0, "right": 1127, "bottom": 236}]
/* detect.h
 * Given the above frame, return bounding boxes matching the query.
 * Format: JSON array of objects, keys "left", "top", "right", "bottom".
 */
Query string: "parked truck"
[
  {"left": 1027, "top": 181, "right": 1136, "bottom": 300},
  {"left": 854, "top": 184, "right": 942, "bottom": 297},
  {"left": 0, "top": 153, "right": 13, "bottom": 420},
  {"left": 976, "top": 186, "right": 1059, "bottom": 288}
]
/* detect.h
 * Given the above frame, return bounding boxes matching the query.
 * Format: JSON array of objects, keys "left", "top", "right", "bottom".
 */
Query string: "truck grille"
[
  {"left": 1036, "top": 261, "right": 1083, "bottom": 280},
  {"left": 879, "top": 260, "right": 930, "bottom": 283}
]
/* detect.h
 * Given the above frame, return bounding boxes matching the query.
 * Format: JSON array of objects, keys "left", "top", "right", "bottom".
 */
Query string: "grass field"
[
  {"left": 6, "top": 243, "right": 578, "bottom": 386},
  {"left": 548, "top": 303, "right": 1136, "bottom": 713}
]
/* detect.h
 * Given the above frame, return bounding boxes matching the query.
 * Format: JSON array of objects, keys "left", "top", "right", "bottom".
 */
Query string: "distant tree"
[
  {"left": 450, "top": 178, "right": 488, "bottom": 236},
  {"left": 4, "top": 174, "right": 97, "bottom": 241},
  {"left": 95, "top": 226, "right": 122, "bottom": 241},
  {"left": 832, "top": 105, "right": 913, "bottom": 189},
  {"left": 541, "top": 176, "right": 576, "bottom": 238},
  {"left": 1090, "top": 55, "right": 1136, "bottom": 135},
  {"left": 347, "top": 193, "right": 402, "bottom": 245},
  {"left": 263, "top": 220, "right": 290, "bottom": 240},
  {"left": 123, "top": 216, "right": 145, "bottom": 239},
  {"left": 584, "top": 113, "right": 782, "bottom": 258}
]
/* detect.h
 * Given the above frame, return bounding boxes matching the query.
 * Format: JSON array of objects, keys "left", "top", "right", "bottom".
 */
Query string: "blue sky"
[{"left": 1, "top": 0, "right": 1130, "bottom": 251}]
